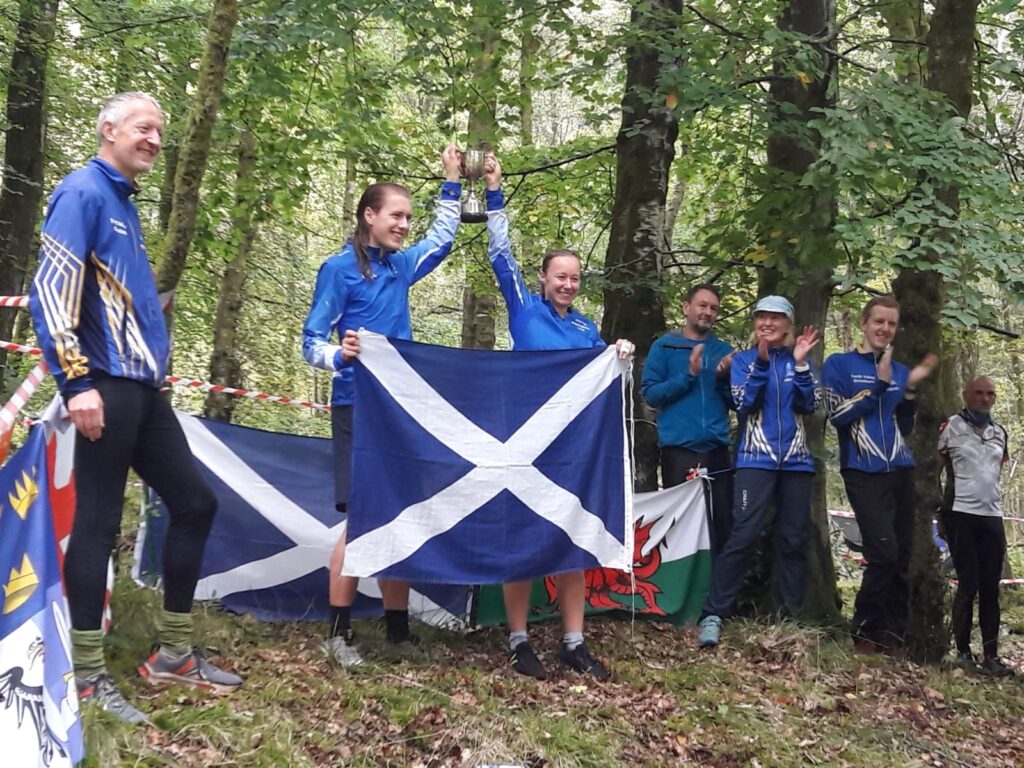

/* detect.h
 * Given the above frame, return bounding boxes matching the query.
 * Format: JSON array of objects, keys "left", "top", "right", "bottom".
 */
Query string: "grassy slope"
[{"left": 81, "top": 573, "right": 1024, "bottom": 768}]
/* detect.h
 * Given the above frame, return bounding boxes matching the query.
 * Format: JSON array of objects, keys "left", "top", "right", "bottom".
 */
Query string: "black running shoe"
[
  {"left": 509, "top": 641, "right": 546, "bottom": 679},
  {"left": 555, "top": 642, "right": 610, "bottom": 680}
]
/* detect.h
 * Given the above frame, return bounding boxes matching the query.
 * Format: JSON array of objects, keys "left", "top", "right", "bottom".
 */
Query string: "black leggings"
[
  {"left": 64, "top": 376, "right": 217, "bottom": 630},
  {"left": 942, "top": 510, "right": 1006, "bottom": 657}
]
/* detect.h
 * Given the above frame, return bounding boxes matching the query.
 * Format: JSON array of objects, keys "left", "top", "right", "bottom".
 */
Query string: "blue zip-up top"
[
  {"left": 822, "top": 346, "right": 917, "bottom": 473},
  {"left": 485, "top": 188, "right": 604, "bottom": 351},
  {"left": 642, "top": 330, "right": 734, "bottom": 451},
  {"left": 29, "top": 158, "right": 169, "bottom": 399},
  {"left": 302, "top": 181, "right": 461, "bottom": 405},
  {"left": 731, "top": 346, "right": 818, "bottom": 472}
]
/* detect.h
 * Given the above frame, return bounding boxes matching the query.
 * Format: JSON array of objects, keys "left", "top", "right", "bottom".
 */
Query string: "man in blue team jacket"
[
  {"left": 642, "top": 285, "right": 735, "bottom": 553},
  {"left": 29, "top": 92, "right": 241, "bottom": 724}
]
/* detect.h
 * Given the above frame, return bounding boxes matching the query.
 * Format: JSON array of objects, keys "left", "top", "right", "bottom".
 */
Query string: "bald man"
[{"left": 938, "top": 377, "right": 1014, "bottom": 677}]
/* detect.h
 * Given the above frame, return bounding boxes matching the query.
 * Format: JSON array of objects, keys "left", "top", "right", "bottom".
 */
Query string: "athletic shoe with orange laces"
[{"left": 138, "top": 648, "right": 243, "bottom": 694}]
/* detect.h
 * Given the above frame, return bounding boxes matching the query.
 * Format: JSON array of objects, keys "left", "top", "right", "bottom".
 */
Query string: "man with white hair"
[{"left": 29, "top": 92, "right": 242, "bottom": 724}]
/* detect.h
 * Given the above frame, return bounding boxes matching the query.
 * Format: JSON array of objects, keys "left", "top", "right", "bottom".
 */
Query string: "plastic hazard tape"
[
  {"left": 0, "top": 338, "right": 330, "bottom": 413},
  {"left": 0, "top": 295, "right": 29, "bottom": 308}
]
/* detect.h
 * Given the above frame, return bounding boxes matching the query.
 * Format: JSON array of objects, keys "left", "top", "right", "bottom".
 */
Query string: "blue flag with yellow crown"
[{"left": 0, "top": 427, "right": 83, "bottom": 766}]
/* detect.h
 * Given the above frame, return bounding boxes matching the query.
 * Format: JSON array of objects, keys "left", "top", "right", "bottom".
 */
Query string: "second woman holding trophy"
[{"left": 482, "top": 151, "right": 634, "bottom": 680}]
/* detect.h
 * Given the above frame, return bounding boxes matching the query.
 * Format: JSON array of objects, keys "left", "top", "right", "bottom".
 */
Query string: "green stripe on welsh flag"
[{"left": 475, "top": 479, "right": 711, "bottom": 626}]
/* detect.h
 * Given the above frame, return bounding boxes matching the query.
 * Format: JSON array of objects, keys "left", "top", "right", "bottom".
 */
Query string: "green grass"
[{"left": 72, "top": 564, "right": 1024, "bottom": 767}]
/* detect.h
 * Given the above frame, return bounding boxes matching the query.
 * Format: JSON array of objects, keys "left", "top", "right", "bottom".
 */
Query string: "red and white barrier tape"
[
  {"left": 0, "top": 337, "right": 330, "bottom": 413},
  {"left": 0, "top": 339, "right": 42, "bottom": 356},
  {"left": 164, "top": 376, "right": 329, "bottom": 412},
  {"left": 0, "top": 361, "right": 48, "bottom": 434},
  {"left": 0, "top": 295, "right": 28, "bottom": 308}
]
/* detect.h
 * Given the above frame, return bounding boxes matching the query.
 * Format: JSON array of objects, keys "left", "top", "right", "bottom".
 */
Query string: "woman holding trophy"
[
  {"left": 482, "top": 152, "right": 634, "bottom": 680},
  {"left": 302, "top": 145, "right": 464, "bottom": 666}
]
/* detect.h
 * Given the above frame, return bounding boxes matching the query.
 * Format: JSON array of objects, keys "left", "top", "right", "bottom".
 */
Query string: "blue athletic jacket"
[
  {"left": 485, "top": 189, "right": 604, "bottom": 351},
  {"left": 302, "top": 182, "right": 461, "bottom": 406},
  {"left": 642, "top": 331, "right": 733, "bottom": 451},
  {"left": 822, "top": 347, "right": 917, "bottom": 473},
  {"left": 731, "top": 346, "right": 818, "bottom": 472},
  {"left": 29, "top": 158, "right": 169, "bottom": 399}
]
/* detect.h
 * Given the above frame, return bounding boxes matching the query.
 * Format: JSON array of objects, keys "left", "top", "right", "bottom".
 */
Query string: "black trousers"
[
  {"left": 64, "top": 375, "right": 217, "bottom": 630},
  {"left": 843, "top": 468, "right": 915, "bottom": 645},
  {"left": 703, "top": 468, "right": 812, "bottom": 619},
  {"left": 942, "top": 510, "right": 1006, "bottom": 657},
  {"left": 661, "top": 445, "right": 733, "bottom": 555}
]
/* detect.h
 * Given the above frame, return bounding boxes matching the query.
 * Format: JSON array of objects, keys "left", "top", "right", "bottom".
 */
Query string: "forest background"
[{"left": 0, "top": 0, "right": 1023, "bottom": 756}]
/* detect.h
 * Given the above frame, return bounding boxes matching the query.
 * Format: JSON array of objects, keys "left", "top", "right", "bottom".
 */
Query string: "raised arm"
[
  {"left": 484, "top": 156, "right": 535, "bottom": 323},
  {"left": 404, "top": 144, "right": 463, "bottom": 284}
]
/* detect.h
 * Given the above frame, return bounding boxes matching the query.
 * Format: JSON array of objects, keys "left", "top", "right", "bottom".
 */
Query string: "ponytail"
[{"left": 350, "top": 183, "right": 410, "bottom": 279}]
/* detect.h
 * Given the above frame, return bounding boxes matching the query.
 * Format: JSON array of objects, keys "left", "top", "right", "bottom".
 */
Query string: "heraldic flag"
[
  {"left": 0, "top": 427, "right": 84, "bottom": 767},
  {"left": 343, "top": 332, "right": 633, "bottom": 584},
  {"left": 136, "top": 412, "right": 472, "bottom": 627}
]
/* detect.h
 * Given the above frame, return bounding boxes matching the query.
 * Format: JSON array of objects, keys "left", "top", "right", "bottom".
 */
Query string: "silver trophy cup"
[{"left": 460, "top": 149, "right": 487, "bottom": 224}]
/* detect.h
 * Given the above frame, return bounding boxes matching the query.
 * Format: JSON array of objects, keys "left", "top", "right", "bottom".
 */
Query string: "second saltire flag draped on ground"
[{"left": 343, "top": 333, "right": 634, "bottom": 584}]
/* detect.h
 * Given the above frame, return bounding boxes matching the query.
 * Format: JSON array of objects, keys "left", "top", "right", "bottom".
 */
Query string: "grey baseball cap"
[{"left": 752, "top": 295, "right": 794, "bottom": 321}]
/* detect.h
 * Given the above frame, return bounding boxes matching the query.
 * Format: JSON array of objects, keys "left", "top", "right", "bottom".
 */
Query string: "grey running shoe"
[
  {"left": 697, "top": 615, "right": 721, "bottom": 648},
  {"left": 139, "top": 648, "right": 243, "bottom": 693},
  {"left": 77, "top": 673, "right": 148, "bottom": 725},
  {"left": 323, "top": 635, "right": 364, "bottom": 667}
]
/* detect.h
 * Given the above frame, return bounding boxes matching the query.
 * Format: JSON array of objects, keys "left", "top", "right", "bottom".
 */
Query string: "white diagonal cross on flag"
[{"left": 342, "top": 332, "right": 633, "bottom": 578}]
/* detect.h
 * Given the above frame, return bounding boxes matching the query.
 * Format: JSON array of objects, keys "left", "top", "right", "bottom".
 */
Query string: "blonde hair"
[{"left": 747, "top": 317, "right": 795, "bottom": 349}]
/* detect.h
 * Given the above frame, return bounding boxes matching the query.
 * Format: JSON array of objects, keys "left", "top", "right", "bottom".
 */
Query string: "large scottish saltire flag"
[
  {"left": 0, "top": 427, "right": 84, "bottom": 767},
  {"left": 342, "top": 332, "right": 633, "bottom": 584},
  {"left": 135, "top": 413, "right": 472, "bottom": 627},
  {"left": 476, "top": 478, "right": 712, "bottom": 626}
]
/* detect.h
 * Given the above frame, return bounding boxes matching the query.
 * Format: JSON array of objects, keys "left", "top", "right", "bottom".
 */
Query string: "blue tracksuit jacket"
[
  {"left": 302, "top": 182, "right": 461, "bottom": 405},
  {"left": 822, "top": 347, "right": 917, "bottom": 473},
  {"left": 485, "top": 189, "right": 604, "bottom": 351},
  {"left": 731, "top": 346, "right": 818, "bottom": 472},
  {"left": 30, "top": 158, "right": 169, "bottom": 399}
]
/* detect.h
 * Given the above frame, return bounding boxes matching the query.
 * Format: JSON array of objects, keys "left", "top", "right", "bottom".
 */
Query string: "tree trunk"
[
  {"left": 759, "top": 0, "right": 840, "bottom": 621},
  {"left": 203, "top": 127, "right": 257, "bottom": 421},
  {"left": 600, "top": 0, "right": 681, "bottom": 492},
  {"left": 518, "top": 14, "right": 538, "bottom": 146},
  {"left": 0, "top": 0, "right": 58, "bottom": 398},
  {"left": 155, "top": 0, "right": 239, "bottom": 294},
  {"left": 460, "top": 0, "right": 502, "bottom": 350},
  {"left": 895, "top": 0, "right": 980, "bottom": 664}
]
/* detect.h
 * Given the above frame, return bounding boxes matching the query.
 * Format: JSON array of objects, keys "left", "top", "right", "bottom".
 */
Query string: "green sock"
[
  {"left": 157, "top": 609, "right": 193, "bottom": 657},
  {"left": 71, "top": 629, "right": 106, "bottom": 679}
]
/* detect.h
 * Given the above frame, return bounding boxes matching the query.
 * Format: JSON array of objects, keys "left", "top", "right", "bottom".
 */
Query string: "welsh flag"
[{"left": 474, "top": 479, "right": 712, "bottom": 626}]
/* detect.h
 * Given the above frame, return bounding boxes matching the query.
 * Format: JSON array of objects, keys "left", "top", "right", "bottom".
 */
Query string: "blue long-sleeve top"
[
  {"left": 730, "top": 346, "right": 819, "bottom": 472},
  {"left": 642, "top": 330, "right": 734, "bottom": 451},
  {"left": 302, "top": 182, "right": 461, "bottom": 405},
  {"left": 485, "top": 188, "right": 604, "bottom": 351},
  {"left": 29, "top": 158, "right": 169, "bottom": 399},
  {"left": 822, "top": 346, "right": 917, "bottom": 473}
]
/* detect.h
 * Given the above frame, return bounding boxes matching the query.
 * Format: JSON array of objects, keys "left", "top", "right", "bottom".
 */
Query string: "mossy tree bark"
[
  {"left": 203, "top": 126, "right": 257, "bottom": 422},
  {"left": 895, "top": 0, "right": 980, "bottom": 664},
  {"left": 0, "top": 0, "right": 58, "bottom": 398},
  {"left": 599, "top": 0, "right": 681, "bottom": 492}
]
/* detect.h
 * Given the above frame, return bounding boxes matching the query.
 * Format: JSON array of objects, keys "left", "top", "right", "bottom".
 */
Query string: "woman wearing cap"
[
  {"left": 697, "top": 296, "right": 820, "bottom": 648},
  {"left": 482, "top": 153, "right": 633, "bottom": 680}
]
